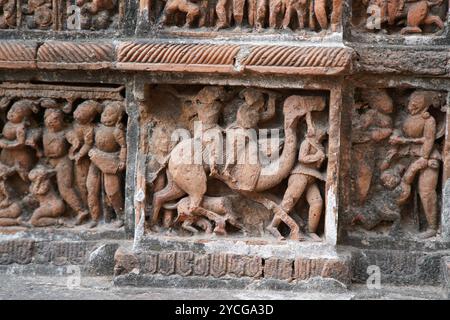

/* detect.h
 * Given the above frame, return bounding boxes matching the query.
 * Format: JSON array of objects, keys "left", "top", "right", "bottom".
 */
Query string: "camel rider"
[{"left": 219, "top": 89, "right": 276, "bottom": 190}]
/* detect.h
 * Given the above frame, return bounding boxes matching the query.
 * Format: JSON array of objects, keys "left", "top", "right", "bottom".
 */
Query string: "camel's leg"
[{"left": 151, "top": 172, "right": 185, "bottom": 226}]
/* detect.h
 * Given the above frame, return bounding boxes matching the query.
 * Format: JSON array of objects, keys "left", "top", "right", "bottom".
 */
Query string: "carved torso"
[
  {"left": 94, "top": 124, "right": 120, "bottom": 153},
  {"left": 402, "top": 114, "right": 425, "bottom": 138},
  {"left": 43, "top": 129, "right": 69, "bottom": 158}
]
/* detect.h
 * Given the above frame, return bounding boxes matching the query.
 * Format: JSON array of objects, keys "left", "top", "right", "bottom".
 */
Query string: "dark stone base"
[
  {"left": 345, "top": 234, "right": 450, "bottom": 286},
  {"left": 0, "top": 228, "right": 127, "bottom": 276},
  {"left": 113, "top": 236, "right": 353, "bottom": 290}
]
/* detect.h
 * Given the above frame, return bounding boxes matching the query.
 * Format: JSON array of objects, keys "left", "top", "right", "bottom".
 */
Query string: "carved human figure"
[
  {"left": 220, "top": 89, "right": 276, "bottom": 187},
  {"left": 352, "top": 89, "right": 393, "bottom": 204},
  {"left": 159, "top": 0, "right": 200, "bottom": 27},
  {"left": 268, "top": 122, "right": 327, "bottom": 241},
  {"left": 66, "top": 101, "right": 98, "bottom": 212},
  {"left": 87, "top": 101, "right": 126, "bottom": 228},
  {"left": 0, "top": 0, "right": 16, "bottom": 29},
  {"left": 0, "top": 163, "right": 23, "bottom": 227},
  {"left": 0, "top": 100, "right": 41, "bottom": 182},
  {"left": 25, "top": 165, "right": 65, "bottom": 227},
  {"left": 381, "top": 90, "right": 441, "bottom": 239},
  {"left": 151, "top": 86, "right": 227, "bottom": 231},
  {"left": 352, "top": 164, "right": 404, "bottom": 235},
  {"left": 42, "top": 107, "right": 89, "bottom": 225}
]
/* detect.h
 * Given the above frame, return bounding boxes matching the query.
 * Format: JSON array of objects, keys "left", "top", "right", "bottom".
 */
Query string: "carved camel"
[{"left": 151, "top": 95, "right": 326, "bottom": 241}]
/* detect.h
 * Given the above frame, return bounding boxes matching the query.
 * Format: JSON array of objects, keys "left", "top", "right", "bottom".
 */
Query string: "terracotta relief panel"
[
  {"left": 143, "top": 0, "right": 343, "bottom": 33},
  {"left": 0, "top": 83, "right": 127, "bottom": 229},
  {"left": 0, "top": 0, "right": 123, "bottom": 31},
  {"left": 141, "top": 84, "right": 332, "bottom": 242},
  {"left": 347, "top": 88, "right": 447, "bottom": 239},
  {"left": 351, "top": 0, "right": 448, "bottom": 36}
]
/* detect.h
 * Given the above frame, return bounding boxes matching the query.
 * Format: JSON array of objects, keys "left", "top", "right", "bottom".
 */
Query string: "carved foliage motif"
[
  {"left": 349, "top": 88, "right": 446, "bottom": 239},
  {"left": 0, "top": 83, "right": 127, "bottom": 230},
  {"left": 144, "top": 85, "right": 329, "bottom": 242}
]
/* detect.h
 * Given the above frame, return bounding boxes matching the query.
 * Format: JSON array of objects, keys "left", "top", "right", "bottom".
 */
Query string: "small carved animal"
[{"left": 163, "top": 195, "right": 243, "bottom": 235}]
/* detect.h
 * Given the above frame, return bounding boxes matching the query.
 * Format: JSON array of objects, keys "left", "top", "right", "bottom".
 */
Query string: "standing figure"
[
  {"left": 26, "top": 165, "right": 65, "bottom": 227},
  {"left": 267, "top": 121, "right": 327, "bottom": 241},
  {"left": 66, "top": 101, "right": 99, "bottom": 214},
  {"left": 282, "top": 0, "right": 308, "bottom": 30},
  {"left": 0, "top": 163, "right": 23, "bottom": 227},
  {"left": 220, "top": 89, "right": 276, "bottom": 189},
  {"left": 87, "top": 101, "right": 126, "bottom": 228},
  {"left": 0, "top": 99, "right": 41, "bottom": 182},
  {"left": 352, "top": 89, "right": 394, "bottom": 204},
  {"left": 42, "top": 108, "right": 89, "bottom": 225},
  {"left": 381, "top": 90, "right": 442, "bottom": 239}
]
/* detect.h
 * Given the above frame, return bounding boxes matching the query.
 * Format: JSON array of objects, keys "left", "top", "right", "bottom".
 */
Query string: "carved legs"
[
  {"left": 216, "top": 0, "right": 229, "bottom": 29},
  {"left": 314, "top": 0, "right": 328, "bottom": 30},
  {"left": 86, "top": 164, "right": 101, "bottom": 227},
  {"left": 418, "top": 167, "right": 439, "bottom": 239},
  {"left": 54, "top": 157, "right": 87, "bottom": 218},
  {"left": 0, "top": 203, "right": 22, "bottom": 226},
  {"left": 29, "top": 201, "right": 65, "bottom": 227},
  {"left": 151, "top": 172, "right": 185, "bottom": 226}
]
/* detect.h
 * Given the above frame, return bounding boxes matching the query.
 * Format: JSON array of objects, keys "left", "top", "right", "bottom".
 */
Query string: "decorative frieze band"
[{"left": 0, "top": 39, "right": 355, "bottom": 75}]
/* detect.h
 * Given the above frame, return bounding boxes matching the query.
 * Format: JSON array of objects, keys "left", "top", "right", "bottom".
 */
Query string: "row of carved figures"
[
  {"left": 148, "top": 86, "right": 328, "bottom": 241},
  {"left": 0, "top": 97, "right": 126, "bottom": 228},
  {"left": 158, "top": 0, "right": 343, "bottom": 31}
]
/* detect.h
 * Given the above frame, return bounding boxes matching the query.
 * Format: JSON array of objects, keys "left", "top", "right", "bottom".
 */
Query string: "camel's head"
[{"left": 283, "top": 95, "right": 326, "bottom": 128}]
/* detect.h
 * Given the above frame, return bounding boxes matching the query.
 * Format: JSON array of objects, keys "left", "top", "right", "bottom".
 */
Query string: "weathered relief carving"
[
  {"left": 0, "top": 83, "right": 126, "bottom": 230},
  {"left": 143, "top": 85, "right": 329, "bottom": 242},
  {"left": 147, "top": 0, "right": 342, "bottom": 32},
  {"left": 349, "top": 89, "right": 446, "bottom": 239},
  {"left": 22, "top": 0, "right": 55, "bottom": 30},
  {"left": 0, "top": 0, "right": 17, "bottom": 29},
  {"left": 0, "top": 0, "right": 122, "bottom": 30},
  {"left": 67, "top": 0, "right": 121, "bottom": 30},
  {"left": 353, "top": 0, "right": 447, "bottom": 35}
]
